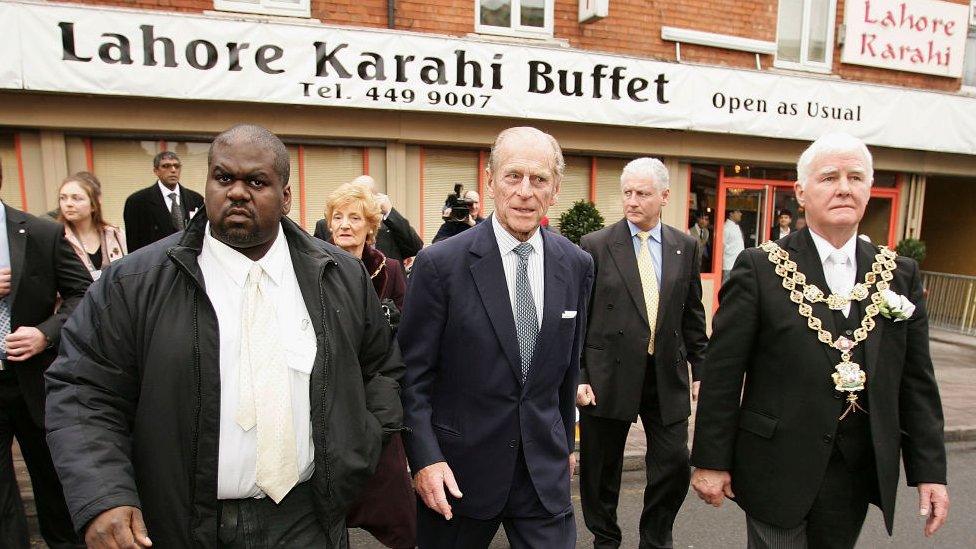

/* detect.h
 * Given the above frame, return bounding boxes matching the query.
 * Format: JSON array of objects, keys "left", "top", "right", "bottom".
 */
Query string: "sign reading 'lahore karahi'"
[{"left": 841, "top": 0, "right": 970, "bottom": 78}]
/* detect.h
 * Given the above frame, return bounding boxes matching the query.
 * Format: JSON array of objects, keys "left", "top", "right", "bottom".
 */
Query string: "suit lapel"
[
  {"left": 608, "top": 220, "right": 649, "bottom": 327},
  {"left": 788, "top": 229, "right": 839, "bottom": 366},
  {"left": 857, "top": 239, "right": 884, "bottom": 382},
  {"left": 469, "top": 222, "right": 523, "bottom": 383},
  {"left": 654, "top": 225, "right": 680, "bottom": 339},
  {"left": 5, "top": 205, "right": 27, "bottom": 307},
  {"left": 527, "top": 229, "right": 568, "bottom": 388}
]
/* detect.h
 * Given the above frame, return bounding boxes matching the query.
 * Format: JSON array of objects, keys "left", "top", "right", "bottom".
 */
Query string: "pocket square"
[{"left": 561, "top": 311, "right": 578, "bottom": 319}]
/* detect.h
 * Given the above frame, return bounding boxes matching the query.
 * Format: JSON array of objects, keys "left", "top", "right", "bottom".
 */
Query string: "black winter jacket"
[{"left": 45, "top": 213, "right": 404, "bottom": 547}]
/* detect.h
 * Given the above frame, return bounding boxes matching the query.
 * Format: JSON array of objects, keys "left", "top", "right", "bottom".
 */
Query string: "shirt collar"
[
  {"left": 808, "top": 229, "right": 858, "bottom": 267},
  {"left": 491, "top": 214, "right": 544, "bottom": 256},
  {"left": 157, "top": 180, "right": 182, "bottom": 198},
  {"left": 203, "top": 222, "right": 288, "bottom": 288},
  {"left": 628, "top": 219, "right": 662, "bottom": 243}
]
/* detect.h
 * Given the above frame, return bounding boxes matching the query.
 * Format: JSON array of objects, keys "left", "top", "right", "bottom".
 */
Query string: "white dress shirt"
[
  {"left": 492, "top": 215, "right": 544, "bottom": 328},
  {"left": 809, "top": 229, "right": 858, "bottom": 317},
  {"left": 199, "top": 223, "right": 317, "bottom": 499},
  {"left": 722, "top": 218, "right": 745, "bottom": 271},
  {"left": 157, "top": 180, "right": 182, "bottom": 211}
]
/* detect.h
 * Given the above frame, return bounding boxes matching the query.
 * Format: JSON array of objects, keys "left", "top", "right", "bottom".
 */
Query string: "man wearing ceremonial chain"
[{"left": 690, "top": 133, "right": 948, "bottom": 548}]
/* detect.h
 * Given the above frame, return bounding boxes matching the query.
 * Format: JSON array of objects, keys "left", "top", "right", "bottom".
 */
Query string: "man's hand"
[
  {"left": 375, "top": 193, "right": 393, "bottom": 215},
  {"left": 576, "top": 384, "right": 597, "bottom": 407},
  {"left": 85, "top": 506, "right": 152, "bottom": 548},
  {"left": 4, "top": 327, "right": 48, "bottom": 361},
  {"left": 0, "top": 267, "right": 10, "bottom": 298},
  {"left": 918, "top": 483, "right": 949, "bottom": 537},
  {"left": 569, "top": 453, "right": 578, "bottom": 477},
  {"left": 414, "top": 461, "right": 463, "bottom": 520},
  {"left": 691, "top": 468, "right": 734, "bottom": 507}
]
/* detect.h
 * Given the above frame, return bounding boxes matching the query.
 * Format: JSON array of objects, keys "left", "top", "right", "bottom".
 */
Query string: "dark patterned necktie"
[
  {"left": 513, "top": 243, "right": 538, "bottom": 382},
  {"left": 0, "top": 297, "right": 10, "bottom": 361},
  {"left": 169, "top": 192, "right": 185, "bottom": 230}
]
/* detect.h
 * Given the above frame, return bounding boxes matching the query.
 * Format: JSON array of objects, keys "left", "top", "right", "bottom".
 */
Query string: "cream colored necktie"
[
  {"left": 237, "top": 263, "right": 299, "bottom": 503},
  {"left": 826, "top": 250, "right": 853, "bottom": 318},
  {"left": 636, "top": 232, "right": 659, "bottom": 354}
]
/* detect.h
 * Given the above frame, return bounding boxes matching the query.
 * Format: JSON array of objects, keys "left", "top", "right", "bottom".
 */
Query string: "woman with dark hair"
[
  {"left": 325, "top": 181, "right": 414, "bottom": 549},
  {"left": 57, "top": 171, "right": 126, "bottom": 280}
]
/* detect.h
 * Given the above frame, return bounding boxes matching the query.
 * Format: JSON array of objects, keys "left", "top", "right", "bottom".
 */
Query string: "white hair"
[
  {"left": 620, "top": 157, "right": 669, "bottom": 191},
  {"left": 488, "top": 126, "right": 565, "bottom": 180},
  {"left": 796, "top": 133, "right": 873, "bottom": 188}
]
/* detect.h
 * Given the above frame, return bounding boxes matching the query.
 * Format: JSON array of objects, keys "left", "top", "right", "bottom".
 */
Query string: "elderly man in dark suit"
[
  {"left": 692, "top": 133, "right": 948, "bottom": 548},
  {"left": 577, "top": 157, "right": 708, "bottom": 549},
  {"left": 123, "top": 151, "right": 204, "bottom": 252},
  {"left": 399, "top": 127, "right": 594, "bottom": 548},
  {"left": 0, "top": 157, "right": 91, "bottom": 548},
  {"left": 314, "top": 175, "right": 423, "bottom": 263}
]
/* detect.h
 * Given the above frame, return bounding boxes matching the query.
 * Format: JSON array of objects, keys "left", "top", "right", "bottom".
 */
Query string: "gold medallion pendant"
[{"left": 759, "top": 241, "right": 898, "bottom": 419}]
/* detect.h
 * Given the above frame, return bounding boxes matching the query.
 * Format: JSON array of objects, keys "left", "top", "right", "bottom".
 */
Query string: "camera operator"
[{"left": 432, "top": 188, "right": 484, "bottom": 243}]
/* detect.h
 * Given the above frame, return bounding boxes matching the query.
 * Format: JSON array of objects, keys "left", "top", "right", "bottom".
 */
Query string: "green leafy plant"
[
  {"left": 558, "top": 200, "right": 604, "bottom": 244},
  {"left": 895, "top": 238, "right": 926, "bottom": 264}
]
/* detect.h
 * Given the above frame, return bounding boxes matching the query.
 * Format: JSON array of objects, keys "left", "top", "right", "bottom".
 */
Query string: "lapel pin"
[
  {"left": 676, "top": 250, "right": 681, "bottom": 254},
  {"left": 18, "top": 229, "right": 25, "bottom": 234}
]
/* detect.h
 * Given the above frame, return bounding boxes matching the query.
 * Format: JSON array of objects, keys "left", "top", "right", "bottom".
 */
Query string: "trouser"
[
  {"left": 217, "top": 481, "right": 332, "bottom": 548},
  {"left": 0, "top": 378, "right": 82, "bottom": 549},
  {"left": 745, "top": 447, "right": 877, "bottom": 549},
  {"left": 416, "top": 449, "right": 575, "bottom": 549},
  {"left": 579, "top": 358, "right": 691, "bottom": 549}
]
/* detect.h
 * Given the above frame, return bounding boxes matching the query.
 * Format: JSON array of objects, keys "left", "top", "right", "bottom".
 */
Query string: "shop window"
[
  {"left": 688, "top": 165, "right": 719, "bottom": 274},
  {"left": 422, "top": 148, "right": 481, "bottom": 244},
  {"left": 963, "top": 24, "right": 976, "bottom": 88},
  {"left": 213, "top": 0, "right": 310, "bottom": 18},
  {"left": 0, "top": 133, "right": 23, "bottom": 210},
  {"left": 545, "top": 156, "right": 589, "bottom": 231},
  {"left": 774, "top": 0, "right": 836, "bottom": 73},
  {"left": 593, "top": 157, "right": 628, "bottom": 226},
  {"left": 303, "top": 145, "right": 365, "bottom": 233},
  {"left": 476, "top": 0, "right": 554, "bottom": 39}
]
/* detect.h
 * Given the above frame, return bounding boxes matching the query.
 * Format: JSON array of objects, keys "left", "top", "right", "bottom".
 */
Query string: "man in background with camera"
[{"left": 432, "top": 186, "right": 484, "bottom": 243}]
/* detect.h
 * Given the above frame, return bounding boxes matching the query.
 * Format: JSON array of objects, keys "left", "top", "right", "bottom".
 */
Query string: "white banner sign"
[
  {"left": 841, "top": 0, "right": 970, "bottom": 77},
  {"left": 2, "top": 2, "right": 975, "bottom": 156}
]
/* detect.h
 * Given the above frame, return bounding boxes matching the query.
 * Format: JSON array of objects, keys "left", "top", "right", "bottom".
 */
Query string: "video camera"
[{"left": 443, "top": 183, "right": 476, "bottom": 221}]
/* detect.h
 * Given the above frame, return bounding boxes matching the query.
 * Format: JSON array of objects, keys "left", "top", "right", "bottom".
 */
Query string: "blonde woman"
[
  {"left": 325, "top": 181, "right": 413, "bottom": 548},
  {"left": 57, "top": 172, "right": 126, "bottom": 280}
]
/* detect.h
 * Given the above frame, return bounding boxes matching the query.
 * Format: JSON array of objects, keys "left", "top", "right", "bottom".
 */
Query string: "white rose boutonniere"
[{"left": 878, "top": 289, "right": 915, "bottom": 322}]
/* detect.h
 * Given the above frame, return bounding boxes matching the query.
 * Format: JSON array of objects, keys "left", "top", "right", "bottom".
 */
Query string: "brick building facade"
[{"left": 2, "top": 0, "right": 975, "bottom": 305}]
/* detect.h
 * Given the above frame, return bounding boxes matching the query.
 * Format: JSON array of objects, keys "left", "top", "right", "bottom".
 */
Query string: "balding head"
[
  {"left": 488, "top": 127, "right": 564, "bottom": 182},
  {"left": 209, "top": 124, "right": 290, "bottom": 185}
]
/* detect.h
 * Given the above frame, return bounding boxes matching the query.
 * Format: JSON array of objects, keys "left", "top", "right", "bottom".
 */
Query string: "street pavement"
[
  {"left": 350, "top": 441, "right": 976, "bottom": 548},
  {"left": 20, "top": 330, "right": 976, "bottom": 546}
]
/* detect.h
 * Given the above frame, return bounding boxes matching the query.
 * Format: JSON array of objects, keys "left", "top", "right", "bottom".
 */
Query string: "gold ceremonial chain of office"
[{"left": 758, "top": 241, "right": 899, "bottom": 419}]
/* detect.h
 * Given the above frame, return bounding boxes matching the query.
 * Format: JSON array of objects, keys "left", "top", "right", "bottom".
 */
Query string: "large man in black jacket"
[
  {"left": 46, "top": 125, "right": 403, "bottom": 548},
  {"left": 0, "top": 158, "right": 91, "bottom": 548},
  {"left": 691, "top": 133, "right": 948, "bottom": 548},
  {"left": 123, "top": 151, "right": 205, "bottom": 252},
  {"left": 577, "top": 158, "right": 708, "bottom": 549}
]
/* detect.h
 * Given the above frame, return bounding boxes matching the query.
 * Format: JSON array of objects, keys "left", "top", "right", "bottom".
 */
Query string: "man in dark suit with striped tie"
[
  {"left": 400, "top": 127, "right": 594, "bottom": 548},
  {"left": 123, "top": 151, "right": 204, "bottom": 252}
]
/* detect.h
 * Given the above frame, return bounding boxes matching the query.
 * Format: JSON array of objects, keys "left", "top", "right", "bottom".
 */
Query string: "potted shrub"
[{"left": 558, "top": 200, "right": 604, "bottom": 245}]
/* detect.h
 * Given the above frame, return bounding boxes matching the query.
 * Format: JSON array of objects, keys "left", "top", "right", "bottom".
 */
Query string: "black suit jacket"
[
  {"left": 3, "top": 204, "right": 91, "bottom": 425},
  {"left": 691, "top": 228, "right": 946, "bottom": 533},
  {"left": 314, "top": 208, "right": 423, "bottom": 261},
  {"left": 580, "top": 219, "right": 708, "bottom": 424},
  {"left": 123, "top": 183, "right": 204, "bottom": 252},
  {"left": 399, "top": 219, "right": 594, "bottom": 519}
]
